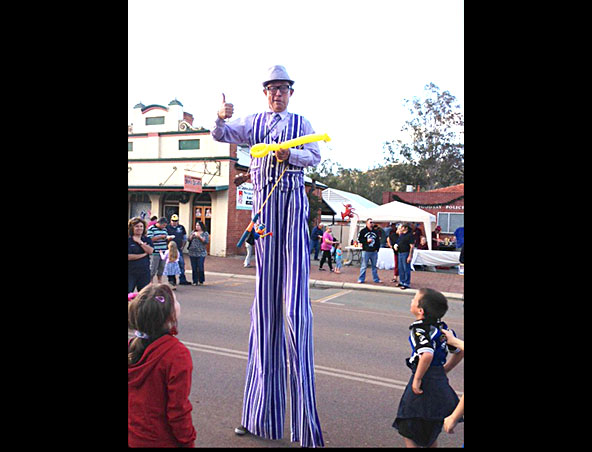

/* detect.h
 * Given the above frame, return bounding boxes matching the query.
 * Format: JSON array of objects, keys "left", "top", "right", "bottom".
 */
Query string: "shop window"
[
  {"left": 129, "top": 193, "right": 151, "bottom": 220},
  {"left": 437, "top": 212, "right": 464, "bottom": 234}
]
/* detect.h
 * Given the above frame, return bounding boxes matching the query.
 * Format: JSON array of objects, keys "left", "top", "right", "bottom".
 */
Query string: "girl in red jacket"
[{"left": 128, "top": 283, "right": 196, "bottom": 447}]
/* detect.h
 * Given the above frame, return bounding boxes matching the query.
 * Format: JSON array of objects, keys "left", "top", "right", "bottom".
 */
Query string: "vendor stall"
[
  {"left": 377, "top": 248, "right": 396, "bottom": 269},
  {"left": 376, "top": 248, "right": 461, "bottom": 271},
  {"left": 344, "top": 245, "right": 363, "bottom": 266},
  {"left": 410, "top": 249, "right": 461, "bottom": 271},
  {"left": 354, "top": 200, "right": 437, "bottom": 250}
]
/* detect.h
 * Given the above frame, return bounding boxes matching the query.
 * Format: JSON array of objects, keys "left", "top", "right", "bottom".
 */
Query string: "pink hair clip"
[
  {"left": 128, "top": 292, "right": 139, "bottom": 302},
  {"left": 155, "top": 296, "right": 165, "bottom": 303}
]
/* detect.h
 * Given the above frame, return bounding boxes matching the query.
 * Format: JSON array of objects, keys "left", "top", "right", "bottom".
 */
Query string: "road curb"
[{"left": 204, "top": 271, "right": 463, "bottom": 301}]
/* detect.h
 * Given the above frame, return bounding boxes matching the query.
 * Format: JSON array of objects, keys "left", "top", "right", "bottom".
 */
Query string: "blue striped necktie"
[{"left": 270, "top": 113, "right": 281, "bottom": 142}]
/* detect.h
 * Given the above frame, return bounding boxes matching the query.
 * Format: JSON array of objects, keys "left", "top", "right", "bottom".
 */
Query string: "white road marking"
[
  {"left": 312, "top": 289, "right": 351, "bottom": 305},
  {"left": 128, "top": 335, "right": 462, "bottom": 395}
]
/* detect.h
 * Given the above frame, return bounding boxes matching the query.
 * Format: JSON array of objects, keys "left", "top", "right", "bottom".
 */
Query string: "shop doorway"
[
  {"left": 164, "top": 204, "right": 179, "bottom": 221},
  {"left": 192, "top": 192, "right": 212, "bottom": 254}
]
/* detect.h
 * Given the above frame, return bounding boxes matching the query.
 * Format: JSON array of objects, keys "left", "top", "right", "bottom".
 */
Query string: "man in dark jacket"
[
  {"left": 396, "top": 223, "right": 415, "bottom": 289},
  {"left": 357, "top": 218, "right": 381, "bottom": 284},
  {"left": 310, "top": 223, "right": 324, "bottom": 260}
]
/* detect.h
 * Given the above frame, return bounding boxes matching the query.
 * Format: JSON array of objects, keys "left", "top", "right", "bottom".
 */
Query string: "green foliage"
[
  {"left": 306, "top": 179, "right": 323, "bottom": 230},
  {"left": 383, "top": 83, "right": 464, "bottom": 191},
  {"left": 306, "top": 160, "right": 392, "bottom": 204}
]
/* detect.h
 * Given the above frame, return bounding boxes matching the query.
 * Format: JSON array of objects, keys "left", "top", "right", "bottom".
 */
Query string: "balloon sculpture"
[
  {"left": 254, "top": 223, "right": 272, "bottom": 239},
  {"left": 341, "top": 203, "right": 356, "bottom": 221},
  {"left": 236, "top": 133, "right": 331, "bottom": 248},
  {"left": 249, "top": 133, "right": 331, "bottom": 159}
]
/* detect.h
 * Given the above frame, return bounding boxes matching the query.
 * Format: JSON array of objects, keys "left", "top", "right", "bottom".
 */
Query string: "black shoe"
[
  {"left": 179, "top": 281, "right": 191, "bottom": 285},
  {"left": 234, "top": 425, "right": 249, "bottom": 436}
]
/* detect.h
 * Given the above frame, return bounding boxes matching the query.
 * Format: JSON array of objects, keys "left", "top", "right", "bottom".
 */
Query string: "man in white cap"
[{"left": 212, "top": 65, "right": 324, "bottom": 448}]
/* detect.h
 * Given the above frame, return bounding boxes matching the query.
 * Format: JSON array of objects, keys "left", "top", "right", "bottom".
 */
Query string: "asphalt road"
[{"left": 131, "top": 274, "right": 464, "bottom": 447}]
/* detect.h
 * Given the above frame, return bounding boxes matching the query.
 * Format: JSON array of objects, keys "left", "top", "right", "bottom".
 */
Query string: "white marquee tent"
[
  {"left": 352, "top": 200, "right": 437, "bottom": 250},
  {"left": 321, "top": 187, "right": 379, "bottom": 220}
]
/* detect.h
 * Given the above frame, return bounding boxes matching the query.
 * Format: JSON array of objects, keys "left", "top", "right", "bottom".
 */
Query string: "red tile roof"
[
  {"left": 385, "top": 184, "right": 464, "bottom": 206},
  {"left": 427, "top": 183, "right": 463, "bottom": 193}
]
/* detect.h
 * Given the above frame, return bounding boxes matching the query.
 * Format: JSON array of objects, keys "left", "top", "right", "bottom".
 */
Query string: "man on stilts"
[{"left": 212, "top": 65, "right": 324, "bottom": 448}]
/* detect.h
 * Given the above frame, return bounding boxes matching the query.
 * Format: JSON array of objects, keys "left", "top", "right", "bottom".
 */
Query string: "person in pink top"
[{"left": 319, "top": 226, "right": 339, "bottom": 272}]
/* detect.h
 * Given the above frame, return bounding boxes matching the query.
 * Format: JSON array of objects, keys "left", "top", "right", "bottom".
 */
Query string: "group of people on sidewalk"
[
  {"left": 310, "top": 218, "right": 420, "bottom": 289},
  {"left": 128, "top": 215, "right": 210, "bottom": 293}
]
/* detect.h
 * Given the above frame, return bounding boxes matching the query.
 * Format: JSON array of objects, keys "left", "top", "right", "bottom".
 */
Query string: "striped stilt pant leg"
[
  {"left": 240, "top": 182, "right": 324, "bottom": 447},
  {"left": 284, "top": 185, "right": 325, "bottom": 448},
  {"left": 240, "top": 180, "right": 288, "bottom": 441}
]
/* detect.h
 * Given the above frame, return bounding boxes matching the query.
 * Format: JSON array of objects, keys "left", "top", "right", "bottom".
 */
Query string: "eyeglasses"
[{"left": 265, "top": 85, "right": 291, "bottom": 94}]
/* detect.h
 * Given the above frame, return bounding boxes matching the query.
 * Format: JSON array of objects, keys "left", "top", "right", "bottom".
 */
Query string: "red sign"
[{"left": 184, "top": 174, "right": 202, "bottom": 193}]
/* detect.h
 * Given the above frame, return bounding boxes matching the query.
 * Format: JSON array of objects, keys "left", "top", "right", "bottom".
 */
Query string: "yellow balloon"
[{"left": 250, "top": 133, "right": 331, "bottom": 158}]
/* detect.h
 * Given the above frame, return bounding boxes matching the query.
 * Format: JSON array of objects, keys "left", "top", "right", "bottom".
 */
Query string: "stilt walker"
[{"left": 212, "top": 65, "right": 326, "bottom": 448}]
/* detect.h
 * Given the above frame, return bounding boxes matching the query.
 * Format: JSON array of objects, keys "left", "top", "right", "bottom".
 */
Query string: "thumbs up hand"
[{"left": 218, "top": 93, "right": 234, "bottom": 120}]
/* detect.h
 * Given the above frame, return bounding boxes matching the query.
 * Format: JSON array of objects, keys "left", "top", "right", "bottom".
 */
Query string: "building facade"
[
  {"left": 128, "top": 99, "right": 323, "bottom": 257},
  {"left": 382, "top": 183, "right": 464, "bottom": 242}
]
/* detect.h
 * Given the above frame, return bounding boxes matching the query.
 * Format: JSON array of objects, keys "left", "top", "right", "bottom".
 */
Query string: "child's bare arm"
[
  {"left": 443, "top": 350, "right": 464, "bottom": 374},
  {"left": 443, "top": 394, "right": 464, "bottom": 433},
  {"left": 412, "top": 352, "right": 433, "bottom": 394}
]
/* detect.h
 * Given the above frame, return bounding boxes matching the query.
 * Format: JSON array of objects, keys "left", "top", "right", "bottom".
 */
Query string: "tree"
[
  {"left": 306, "top": 178, "right": 323, "bottom": 231},
  {"left": 383, "top": 83, "right": 464, "bottom": 190}
]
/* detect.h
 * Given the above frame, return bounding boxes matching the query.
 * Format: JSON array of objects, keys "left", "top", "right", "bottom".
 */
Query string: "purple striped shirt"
[{"left": 212, "top": 110, "right": 321, "bottom": 170}]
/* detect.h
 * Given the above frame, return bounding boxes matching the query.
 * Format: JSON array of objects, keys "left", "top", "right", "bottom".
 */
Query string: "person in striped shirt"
[
  {"left": 147, "top": 217, "right": 171, "bottom": 284},
  {"left": 212, "top": 65, "right": 324, "bottom": 448}
]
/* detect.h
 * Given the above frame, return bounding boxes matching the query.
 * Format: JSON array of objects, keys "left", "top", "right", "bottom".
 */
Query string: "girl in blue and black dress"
[{"left": 392, "top": 288, "right": 464, "bottom": 448}]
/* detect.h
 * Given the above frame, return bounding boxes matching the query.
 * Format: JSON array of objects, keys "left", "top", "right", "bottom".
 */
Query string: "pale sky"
[{"left": 128, "top": 0, "right": 464, "bottom": 170}]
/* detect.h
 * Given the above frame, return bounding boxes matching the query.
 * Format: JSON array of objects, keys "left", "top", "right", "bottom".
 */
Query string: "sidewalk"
[{"left": 186, "top": 253, "right": 464, "bottom": 300}]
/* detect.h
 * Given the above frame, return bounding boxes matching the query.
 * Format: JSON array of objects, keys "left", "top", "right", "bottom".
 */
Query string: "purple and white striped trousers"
[{"left": 241, "top": 176, "right": 325, "bottom": 448}]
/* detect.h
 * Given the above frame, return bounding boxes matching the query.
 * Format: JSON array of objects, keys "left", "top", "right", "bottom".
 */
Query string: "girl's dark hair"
[
  {"left": 128, "top": 283, "right": 177, "bottom": 365},
  {"left": 417, "top": 288, "right": 448, "bottom": 322}
]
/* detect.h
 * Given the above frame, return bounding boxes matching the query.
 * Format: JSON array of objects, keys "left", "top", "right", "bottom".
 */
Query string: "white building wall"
[{"left": 128, "top": 99, "right": 234, "bottom": 257}]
